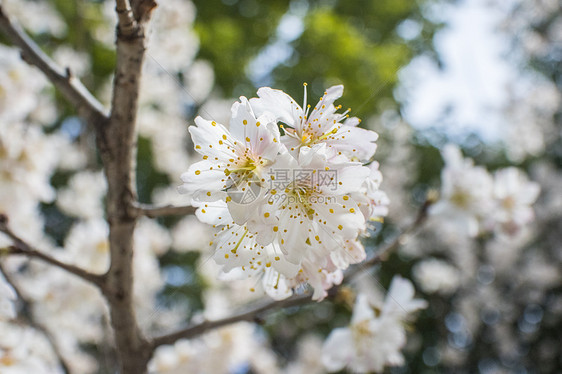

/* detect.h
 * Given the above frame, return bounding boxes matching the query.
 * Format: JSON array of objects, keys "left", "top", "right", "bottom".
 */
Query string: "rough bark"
[{"left": 96, "top": 1, "right": 157, "bottom": 371}]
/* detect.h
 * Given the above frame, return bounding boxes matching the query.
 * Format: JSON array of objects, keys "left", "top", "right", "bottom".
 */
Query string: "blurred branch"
[
  {"left": 150, "top": 199, "right": 433, "bottom": 349},
  {"left": 130, "top": 0, "right": 158, "bottom": 24},
  {"left": 0, "top": 263, "right": 71, "bottom": 374},
  {"left": 0, "top": 214, "right": 106, "bottom": 289},
  {"left": 344, "top": 198, "right": 433, "bottom": 282},
  {"left": 152, "top": 293, "right": 313, "bottom": 348},
  {"left": 133, "top": 203, "right": 196, "bottom": 218},
  {"left": 0, "top": 6, "right": 108, "bottom": 126}
]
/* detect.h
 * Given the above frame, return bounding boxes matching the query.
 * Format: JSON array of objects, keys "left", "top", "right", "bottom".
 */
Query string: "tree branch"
[
  {"left": 0, "top": 6, "right": 108, "bottom": 126},
  {"left": 115, "top": 0, "right": 138, "bottom": 37},
  {"left": 150, "top": 199, "right": 433, "bottom": 349},
  {"left": 0, "top": 215, "right": 105, "bottom": 289},
  {"left": 0, "top": 263, "right": 71, "bottom": 374},
  {"left": 93, "top": 1, "right": 157, "bottom": 372},
  {"left": 344, "top": 198, "right": 433, "bottom": 282},
  {"left": 152, "top": 293, "right": 313, "bottom": 348},
  {"left": 132, "top": 203, "right": 196, "bottom": 218}
]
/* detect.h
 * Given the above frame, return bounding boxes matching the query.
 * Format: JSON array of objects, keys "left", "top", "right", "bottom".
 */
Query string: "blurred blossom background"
[{"left": 0, "top": 0, "right": 560, "bottom": 373}]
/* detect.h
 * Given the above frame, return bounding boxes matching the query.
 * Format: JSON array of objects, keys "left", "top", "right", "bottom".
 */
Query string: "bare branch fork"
[
  {"left": 0, "top": 263, "right": 71, "bottom": 374},
  {"left": 151, "top": 200, "right": 432, "bottom": 349},
  {"left": 1, "top": 1, "right": 155, "bottom": 372},
  {"left": 0, "top": 6, "right": 108, "bottom": 125}
]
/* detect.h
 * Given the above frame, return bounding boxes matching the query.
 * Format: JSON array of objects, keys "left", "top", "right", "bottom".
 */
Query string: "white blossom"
[
  {"left": 180, "top": 85, "right": 384, "bottom": 300},
  {"left": 0, "top": 322, "right": 64, "bottom": 373},
  {"left": 490, "top": 167, "right": 540, "bottom": 236},
  {"left": 63, "top": 220, "right": 110, "bottom": 274},
  {"left": 172, "top": 216, "right": 214, "bottom": 253},
  {"left": 179, "top": 96, "right": 282, "bottom": 210},
  {"left": 57, "top": 171, "right": 107, "bottom": 220},
  {"left": 149, "top": 322, "right": 277, "bottom": 374},
  {"left": 250, "top": 84, "right": 378, "bottom": 161},
  {"left": 430, "top": 144, "right": 494, "bottom": 237},
  {"left": 413, "top": 258, "right": 461, "bottom": 295},
  {"left": 321, "top": 276, "right": 426, "bottom": 373}
]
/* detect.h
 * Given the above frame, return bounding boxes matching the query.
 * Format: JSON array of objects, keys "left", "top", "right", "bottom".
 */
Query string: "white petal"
[
  {"left": 322, "top": 327, "right": 354, "bottom": 372},
  {"left": 250, "top": 87, "right": 304, "bottom": 129}
]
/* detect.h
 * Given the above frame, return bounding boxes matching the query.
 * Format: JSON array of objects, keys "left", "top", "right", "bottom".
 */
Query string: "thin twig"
[
  {"left": 132, "top": 203, "right": 196, "bottom": 218},
  {"left": 0, "top": 6, "right": 108, "bottom": 126},
  {"left": 0, "top": 263, "right": 71, "bottom": 374},
  {"left": 344, "top": 198, "right": 433, "bottom": 282},
  {"left": 152, "top": 293, "right": 313, "bottom": 348},
  {"left": 0, "top": 215, "right": 105, "bottom": 289},
  {"left": 150, "top": 200, "right": 433, "bottom": 349}
]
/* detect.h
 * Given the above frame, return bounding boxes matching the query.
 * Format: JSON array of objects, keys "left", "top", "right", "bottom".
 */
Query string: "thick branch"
[
  {"left": 151, "top": 200, "right": 433, "bottom": 349},
  {"left": 132, "top": 203, "right": 196, "bottom": 218},
  {"left": 94, "top": 1, "right": 157, "bottom": 372},
  {"left": 0, "top": 6, "right": 107, "bottom": 126},
  {"left": 0, "top": 215, "right": 105, "bottom": 288},
  {"left": 0, "top": 263, "right": 71, "bottom": 374}
]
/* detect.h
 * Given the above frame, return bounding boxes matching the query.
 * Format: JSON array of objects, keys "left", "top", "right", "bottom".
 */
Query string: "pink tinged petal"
[
  {"left": 231, "top": 97, "right": 283, "bottom": 163},
  {"left": 309, "top": 268, "right": 343, "bottom": 301},
  {"left": 322, "top": 327, "right": 355, "bottom": 372},
  {"left": 330, "top": 240, "right": 366, "bottom": 268}
]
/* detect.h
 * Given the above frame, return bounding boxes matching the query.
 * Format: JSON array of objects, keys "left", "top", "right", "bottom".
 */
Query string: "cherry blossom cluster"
[
  {"left": 430, "top": 144, "right": 540, "bottom": 238},
  {"left": 322, "top": 276, "right": 427, "bottom": 372},
  {"left": 180, "top": 85, "right": 388, "bottom": 300}
]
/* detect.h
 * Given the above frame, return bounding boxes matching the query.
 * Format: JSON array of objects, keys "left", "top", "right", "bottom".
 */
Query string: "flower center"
[{"left": 450, "top": 189, "right": 471, "bottom": 208}]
